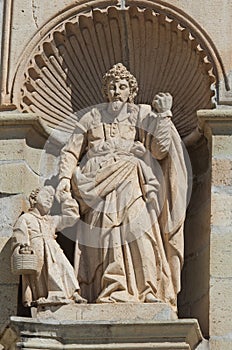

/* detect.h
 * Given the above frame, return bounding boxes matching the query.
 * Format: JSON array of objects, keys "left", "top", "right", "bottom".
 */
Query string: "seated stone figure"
[{"left": 11, "top": 186, "right": 86, "bottom": 306}]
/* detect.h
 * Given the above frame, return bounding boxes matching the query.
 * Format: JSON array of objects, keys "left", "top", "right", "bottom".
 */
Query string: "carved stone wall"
[
  {"left": 0, "top": 115, "right": 57, "bottom": 335},
  {"left": 198, "top": 110, "right": 232, "bottom": 349}
]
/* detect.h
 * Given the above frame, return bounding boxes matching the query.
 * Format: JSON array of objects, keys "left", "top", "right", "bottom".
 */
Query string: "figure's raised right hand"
[
  {"left": 152, "top": 92, "right": 173, "bottom": 114},
  {"left": 56, "top": 178, "right": 71, "bottom": 202}
]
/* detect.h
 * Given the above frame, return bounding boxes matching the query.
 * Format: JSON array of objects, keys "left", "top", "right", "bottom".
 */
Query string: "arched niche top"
[{"left": 13, "top": 4, "right": 217, "bottom": 138}]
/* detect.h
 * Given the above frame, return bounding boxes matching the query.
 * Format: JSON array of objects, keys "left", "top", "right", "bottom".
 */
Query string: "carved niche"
[{"left": 12, "top": 4, "right": 216, "bottom": 139}]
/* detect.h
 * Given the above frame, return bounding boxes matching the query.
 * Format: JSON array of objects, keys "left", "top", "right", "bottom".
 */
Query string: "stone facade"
[{"left": 0, "top": 1, "right": 231, "bottom": 349}]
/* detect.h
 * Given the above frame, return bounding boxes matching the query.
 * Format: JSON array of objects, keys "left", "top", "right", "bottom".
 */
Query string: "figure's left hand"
[
  {"left": 130, "top": 141, "right": 146, "bottom": 158},
  {"left": 152, "top": 92, "right": 173, "bottom": 114},
  {"left": 19, "top": 244, "right": 34, "bottom": 255}
]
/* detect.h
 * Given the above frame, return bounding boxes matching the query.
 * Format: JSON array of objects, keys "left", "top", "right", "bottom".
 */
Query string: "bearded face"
[{"left": 106, "top": 78, "right": 131, "bottom": 110}]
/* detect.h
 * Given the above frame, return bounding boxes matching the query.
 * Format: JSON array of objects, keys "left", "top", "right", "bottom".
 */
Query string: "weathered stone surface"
[
  {"left": 0, "top": 114, "right": 61, "bottom": 196},
  {"left": 0, "top": 237, "right": 18, "bottom": 284},
  {"left": 0, "top": 285, "right": 18, "bottom": 335},
  {"left": 0, "top": 162, "right": 40, "bottom": 194},
  {"left": 0, "top": 316, "right": 204, "bottom": 350},
  {"left": 210, "top": 338, "right": 232, "bottom": 350},
  {"left": 210, "top": 278, "right": 232, "bottom": 336},
  {"left": 211, "top": 186, "right": 232, "bottom": 227},
  {"left": 0, "top": 136, "right": 59, "bottom": 188},
  {"left": 212, "top": 135, "right": 232, "bottom": 157},
  {"left": 0, "top": 195, "right": 27, "bottom": 237},
  {"left": 0, "top": 139, "right": 42, "bottom": 173},
  {"left": 36, "top": 303, "right": 177, "bottom": 322},
  {"left": 212, "top": 158, "right": 232, "bottom": 186},
  {"left": 210, "top": 228, "right": 232, "bottom": 278}
]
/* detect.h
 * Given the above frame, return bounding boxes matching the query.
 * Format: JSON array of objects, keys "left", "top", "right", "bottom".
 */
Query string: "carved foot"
[
  {"left": 145, "top": 293, "right": 162, "bottom": 303},
  {"left": 72, "top": 291, "right": 87, "bottom": 304},
  {"left": 36, "top": 296, "right": 72, "bottom": 306},
  {"left": 96, "top": 296, "right": 117, "bottom": 303}
]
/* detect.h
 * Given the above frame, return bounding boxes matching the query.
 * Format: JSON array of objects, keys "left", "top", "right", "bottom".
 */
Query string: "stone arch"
[{"left": 12, "top": 2, "right": 219, "bottom": 139}]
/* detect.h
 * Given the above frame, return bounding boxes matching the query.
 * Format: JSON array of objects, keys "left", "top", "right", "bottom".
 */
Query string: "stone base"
[
  {"left": 34, "top": 302, "right": 178, "bottom": 321},
  {"left": 0, "top": 304, "right": 206, "bottom": 350}
]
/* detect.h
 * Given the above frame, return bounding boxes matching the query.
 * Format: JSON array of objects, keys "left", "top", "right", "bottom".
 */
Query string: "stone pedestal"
[
  {"left": 0, "top": 304, "right": 205, "bottom": 350},
  {"left": 34, "top": 303, "right": 177, "bottom": 322}
]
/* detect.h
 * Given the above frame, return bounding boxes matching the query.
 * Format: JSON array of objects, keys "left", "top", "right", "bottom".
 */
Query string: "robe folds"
[
  {"left": 59, "top": 103, "right": 190, "bottom": 310},
  {"left": 12, "top": 196, "right": 80, "bottom": 306}
]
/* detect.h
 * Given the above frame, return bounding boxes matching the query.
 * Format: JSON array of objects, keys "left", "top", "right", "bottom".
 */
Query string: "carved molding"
[
  {"left": 13, "top": 4, "right": 217, "bottom": 137},
  {"left": 198, "top": 109, "right": 232, "bottom": 135},
  {"left": 1, "top": 316, "right": 203, "bottom": 349},
  {"left": 0, "top": 0, "right": 14, "bottom": 107}
]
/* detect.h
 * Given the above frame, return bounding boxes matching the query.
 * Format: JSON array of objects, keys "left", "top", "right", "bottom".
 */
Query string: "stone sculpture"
[
  {"left": 11, "top": 186, "right": 86, "bottom": 307},
  {"left": 56, "top": 63, "right": 189, "bottom": 311}
]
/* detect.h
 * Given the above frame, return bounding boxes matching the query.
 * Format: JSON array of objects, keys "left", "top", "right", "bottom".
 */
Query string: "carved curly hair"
[
  {"left": 29, "top": 186, "right": 55, "bottom": 208},
  {"left": 102, "top": 63, "right": 138, "bottom": 103}
]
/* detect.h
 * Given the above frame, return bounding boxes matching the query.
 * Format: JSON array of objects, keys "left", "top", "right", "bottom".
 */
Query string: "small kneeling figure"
[{"left": 11, "top": 186, "right": 86, "bottom": 307}]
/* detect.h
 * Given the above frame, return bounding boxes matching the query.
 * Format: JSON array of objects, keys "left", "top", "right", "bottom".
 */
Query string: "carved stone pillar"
[{"left": 198, "top": 109, "right": 232, "bottom": 349}]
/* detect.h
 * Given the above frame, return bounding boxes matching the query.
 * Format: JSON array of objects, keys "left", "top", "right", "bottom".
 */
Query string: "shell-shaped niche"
[{"left": 14, "top": 6, "right": 216, "bottom": 137}]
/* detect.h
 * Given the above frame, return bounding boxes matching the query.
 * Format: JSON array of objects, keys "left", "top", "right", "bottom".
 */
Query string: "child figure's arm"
[
  {"left": 53, "top": 192, "right": 80, "bottom": 232},
  {"left": 12, "top": 215, "right": 30, "bottom": 254}
]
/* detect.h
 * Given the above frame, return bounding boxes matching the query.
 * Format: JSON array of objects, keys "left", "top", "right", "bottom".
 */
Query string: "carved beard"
[{"left": 111, "top": 100, "right": 124, "bottom": 111}]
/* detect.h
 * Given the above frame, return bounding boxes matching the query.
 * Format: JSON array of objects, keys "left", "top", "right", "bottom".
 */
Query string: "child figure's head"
[{"left": 29, "top": 186, "right": 55, "bottom": 215}]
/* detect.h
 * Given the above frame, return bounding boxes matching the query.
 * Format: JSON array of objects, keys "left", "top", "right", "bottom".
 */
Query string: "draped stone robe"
[{"left": 59, "top": 103, "right": 189, "bottom": 310}]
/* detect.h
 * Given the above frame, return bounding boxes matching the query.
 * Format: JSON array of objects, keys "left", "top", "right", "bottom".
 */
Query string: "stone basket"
[{"left": 11, "top": 252, "right": 38, "bottom": 275}]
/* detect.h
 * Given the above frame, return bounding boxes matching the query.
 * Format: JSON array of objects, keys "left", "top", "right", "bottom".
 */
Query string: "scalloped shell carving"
[{"left": 14, "top": 6, "right": 216, "bottom": 137}]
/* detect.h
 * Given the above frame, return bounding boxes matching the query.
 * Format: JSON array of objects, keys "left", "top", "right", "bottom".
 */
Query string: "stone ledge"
[
  {"left": 0, "top": 113, "right": 50, "bottom": 137},
  {"left": 197, "top": 109, "right": 232, "bottom": 135},
  {"left": 0, "top": 113, "right": 50, "bottom": 152},
  {"left": 0, "top": 315, "right": 204, "bottom": 350}
]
